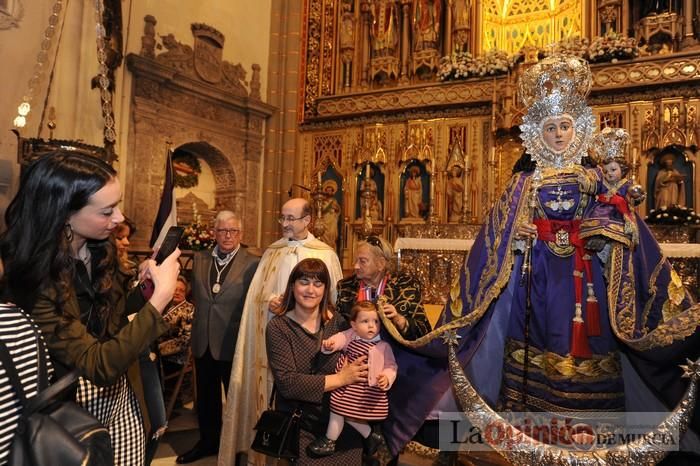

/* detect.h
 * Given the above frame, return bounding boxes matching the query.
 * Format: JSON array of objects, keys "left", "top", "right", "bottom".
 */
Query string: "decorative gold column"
[
  {"left": 428, "top": 161, "right": 438, "bottom": 223},
  {"left": 360, "top": 161, "right": 374, "bottom": 236},
  {"left": 311, "top": 171, "right": 326, "bottom": 238},
  {"left": 360, "top": 1, "right": 371, "bottom": 88},
  {"left": 399, "top": 0, "right": 411, "bottom": 83},
  {"left": 443, "top": 0, "right": 453, "bottom": 55},
  {"left": 461, "top": 149, "right": 471, "bottom": 223},
  {"left": 487, "top": 146, "right": 497, "bottom": 207},
  {"left": 682, "top": 0, "right": 698, "bottom": 47}
]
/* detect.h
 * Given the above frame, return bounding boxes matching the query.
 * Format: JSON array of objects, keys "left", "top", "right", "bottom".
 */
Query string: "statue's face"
[
  {"left": 541, "top": 116, "right": 575, "bottom": 153},
  {"left": 603, "top": 161, "right": 622, "bottom": 184}
]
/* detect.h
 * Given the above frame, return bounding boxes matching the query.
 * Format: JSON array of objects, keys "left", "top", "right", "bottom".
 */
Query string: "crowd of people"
[{"left": 0, "top": 54, "right": 699, "bottom": 466}]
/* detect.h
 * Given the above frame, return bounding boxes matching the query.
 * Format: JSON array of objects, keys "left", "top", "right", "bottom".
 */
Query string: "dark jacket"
[
  {"left": 336, "top": 272, "right": 431, "bottom": 340},
  {"left": 31, "top": 267, "right": 169, "bottom": 434},
  {"left": 190, "top": 247, "right": 259, "bottom": 361}
]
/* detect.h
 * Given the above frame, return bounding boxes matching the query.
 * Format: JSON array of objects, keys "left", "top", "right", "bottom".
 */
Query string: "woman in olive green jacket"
[{"left": 0, "top": 151, "right": 180, "bottom": 466}]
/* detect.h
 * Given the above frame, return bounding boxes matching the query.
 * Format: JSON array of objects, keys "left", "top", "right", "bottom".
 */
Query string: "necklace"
[
  {"left": 211, "top": 246, "right": 240, "bottom": 293},
  {"left": 212, "top": 261, "right": 224, "bottom": 294}
]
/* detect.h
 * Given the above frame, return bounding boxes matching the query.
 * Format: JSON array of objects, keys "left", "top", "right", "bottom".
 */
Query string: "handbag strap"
[
  {"left": 268, "top": 384, "right": 276, "bottom": 410},
  {"left": 0, "top": 327, "right": 80, "bottom": 415}
]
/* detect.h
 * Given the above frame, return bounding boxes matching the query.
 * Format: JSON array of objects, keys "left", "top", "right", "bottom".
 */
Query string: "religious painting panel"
[
  {"left": 171, "top": 143, "right": 237, "bottom": 250},
  {"left": 400, "top": 160, "right": 430, "bottom": 222},
  {"left": 480, "top": 0, "right": 582, "bottom": 54},
  {"left": 356, "top": 162, "right": 385, "bottom": 221},
  {"left": 317, "top": 166, "right": 344, "bottom": 252},
  {"left": 445, "top": 140, "right": 466, "bottom": 223},
  {"left": 646, "top": 145, "right": 693, "bottom": 213}
]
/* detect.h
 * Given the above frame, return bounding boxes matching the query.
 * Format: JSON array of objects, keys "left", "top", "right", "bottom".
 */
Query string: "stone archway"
[
  {"left": 123, "top": 20, "right": 274, "bottom": 250},
  {"left": 175, "top": 141, "right": 239, "bottom": 216}
]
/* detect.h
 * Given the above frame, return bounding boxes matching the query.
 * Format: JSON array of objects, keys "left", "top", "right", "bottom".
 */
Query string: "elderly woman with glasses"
[{"left": 337, "top": 236, "right": 430, "bottom": 340}]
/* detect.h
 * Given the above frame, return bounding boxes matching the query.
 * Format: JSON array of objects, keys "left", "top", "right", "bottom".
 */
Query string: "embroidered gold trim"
[
  {"left": 503, "top": 372, "right": 625, "bottom": 401},
  {"left": 607, "top": 245, "right": 700, "bottom": 351},
  {"left": 505, "top": 341, "right": 622, "bottom": 382},
  {"left": 579, "top": 223, "right": 632, "bottom": 247},
  {"left": 641, "top": 252, "right": 665, "bottom": 328},
  {"left": 501, "top": 386, "right": 625, "bottom": 414}
]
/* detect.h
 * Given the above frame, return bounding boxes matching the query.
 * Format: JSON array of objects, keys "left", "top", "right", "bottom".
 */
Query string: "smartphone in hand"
[
  {"left": 153, "top": 226, "right": 185, "bottom": 264},
  {"left": 140, "top": 226, "right": 185, "bottom": 299}
]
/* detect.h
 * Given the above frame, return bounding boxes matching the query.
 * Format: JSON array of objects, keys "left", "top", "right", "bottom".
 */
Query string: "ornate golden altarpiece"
[{"left": 296, "top": 0, "right": 700, "bottom": 296}]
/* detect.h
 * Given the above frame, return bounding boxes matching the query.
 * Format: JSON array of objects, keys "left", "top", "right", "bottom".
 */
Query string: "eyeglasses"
[
  {"left": 215, "top": 228, "right": 240, "bottom": 236},
  {"left": 277, "top": 215, "right": 307, "bottom": 224},
  {"left": 366, "top": 236, "right": 382, "bottom": 248}
]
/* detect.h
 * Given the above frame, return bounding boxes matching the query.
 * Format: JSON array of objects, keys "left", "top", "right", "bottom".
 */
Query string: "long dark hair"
[
  {"left": 1, "top": 151, "right": 118, "bottom": 321},
  {"left": 280, "top": 258, "right": 334, "bottom": 321}
]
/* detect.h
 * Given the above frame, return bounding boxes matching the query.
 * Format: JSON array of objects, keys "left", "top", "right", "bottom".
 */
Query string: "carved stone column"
[
  {"left": 339, "top": 1, "right": 356, "bottom": 90},
  {"left": 443, "top": 0, "right": 453, "bottom": 55},
  {"left": 360, "top": 1, "right": 372, "bottom": 88},
  {"left": 682, "top": 0, "right": 698, "bottom": 47},
  {"left": 400, "top": 0, "right": 411, "bottom": 83}
]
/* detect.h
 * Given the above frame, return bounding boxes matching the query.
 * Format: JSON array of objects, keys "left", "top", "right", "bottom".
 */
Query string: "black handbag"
[
  {"left": 0, "top": 332, "right": 114, "bottom": 466},
  {"left": 250, "top": 385, "right": 301, "bottom": 460}
]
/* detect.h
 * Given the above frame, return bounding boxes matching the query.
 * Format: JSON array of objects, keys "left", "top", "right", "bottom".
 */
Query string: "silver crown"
[
  {"left": 591, "top": 127, "right": 629, "bottom": 163},
  {"left": 518, "top": 55, "right": 595, "bottom": 170},
  {"left": 518, "top": 55, "right": 592, "bottom": 108}
]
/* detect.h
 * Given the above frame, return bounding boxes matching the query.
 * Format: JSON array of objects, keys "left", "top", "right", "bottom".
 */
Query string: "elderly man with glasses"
[
  {"left": 177, "top": 211, "right": 259, "bottom": 464},
  {"left": 219, "top": 197, "right": 343, "bottom": 466}
]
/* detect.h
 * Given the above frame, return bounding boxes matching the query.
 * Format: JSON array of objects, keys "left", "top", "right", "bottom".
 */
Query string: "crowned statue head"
[
  {"left": 593, "top": 127, "right": 632, "bottom": 184},
  {"left": 591, "top": 127, "right": 629, "bottom": 164},
  {"left": 322, "top": 179, "right": 338, "bottom": 196},
  {"left": 518, "top": 55, "right": 595, "bottom": 170}
]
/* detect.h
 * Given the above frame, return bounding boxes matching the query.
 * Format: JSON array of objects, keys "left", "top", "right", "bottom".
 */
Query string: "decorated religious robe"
[{"left": 381, "top": 165, "right": 700, "bottom": 456}]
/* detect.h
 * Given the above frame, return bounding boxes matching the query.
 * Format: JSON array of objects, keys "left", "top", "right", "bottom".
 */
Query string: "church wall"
[
  {"left": 116, "top": 1, "right": 273, "bottom": 248},
  {"left": 0, "top": 1, "right": 275, "bottom": 240},
  {"left": 120, "top": 1, "right": 272, "bottom": 94}
]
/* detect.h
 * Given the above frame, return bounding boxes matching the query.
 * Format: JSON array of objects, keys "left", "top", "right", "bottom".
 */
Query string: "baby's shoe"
[
  {"left": 363, "top": 431, "right": 384, "bottom": 456},
  {"left": 307, "top": 436, "right": 336, "bottom": 457}
]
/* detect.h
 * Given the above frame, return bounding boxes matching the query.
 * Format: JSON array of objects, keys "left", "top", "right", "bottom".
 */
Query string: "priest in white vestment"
[{"left": 218, "top": 198, "right": 343, "bottom": 466}]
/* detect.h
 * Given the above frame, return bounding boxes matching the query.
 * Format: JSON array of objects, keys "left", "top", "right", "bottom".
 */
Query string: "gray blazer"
[{"left": 190, "top": 247, "right": 259, "bottom": 361}]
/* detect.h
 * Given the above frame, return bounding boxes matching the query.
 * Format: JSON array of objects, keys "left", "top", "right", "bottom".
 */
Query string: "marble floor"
[
  {"left": 151, "top": 405, "right": 434, "bottom": 466},
  {"left": 152, "top": 406, "right": 216, "bottom": 466},
  {"left": 151, "top": 406, "right": 506, "bottom": 466}
]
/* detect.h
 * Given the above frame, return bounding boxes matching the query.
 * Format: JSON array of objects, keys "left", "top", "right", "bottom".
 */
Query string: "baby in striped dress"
[{"left": 307, "top": 300, "right": 398, "bottom": 458}]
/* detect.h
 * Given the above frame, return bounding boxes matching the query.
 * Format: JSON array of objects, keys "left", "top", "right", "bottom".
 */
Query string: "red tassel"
[
  {"left": 586, "top": 299, "right": 601, "bottom": 337},
  {"left": 571, "top": 304, "right": 592, "bottom": 359},
  {"left": 586, "top": 284, "right": 601, "bottom": 337},
  {"left": 571, "top": 321, "right": 592, "bottom": 358}
]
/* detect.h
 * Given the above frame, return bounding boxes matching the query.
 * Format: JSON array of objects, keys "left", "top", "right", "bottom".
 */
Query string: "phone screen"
[{"left": 154, "top": 226, "right": 185, "bottom": 264}]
